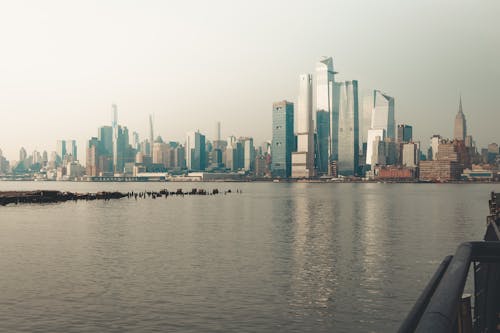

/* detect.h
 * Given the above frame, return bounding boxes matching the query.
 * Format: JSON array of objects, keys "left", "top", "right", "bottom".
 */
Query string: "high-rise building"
[
  {"left": 240, "top": 137, "right": 255, "bottom": 172},
  {"left": 316, "top": 110, "right": 330, "bottom": 174},
  {"left": 371, "top": 90, "right": 395, "bottom": 139},
  {"left": 365, "top": 90, "right": 395, "bottom": 167},
  {"left": 86, "top": 137, "right": 101, "bottom": 176},
  {"left": 402, "top": 142, "right": 420, "bottom": 167},
  {"left": 360, "top": 94, "right": 373, "bottom": 145},
  {"left": 56, "top": 140, "right": 66, "bottom": 161},
  {"left": 113, "top": 125, "right": 130, "bottom": 174},
  {"left": 67, "top": 140, "right": 77, "bottom": 161},
  {"left": 152, "top": 141, "right": 170, "bottom": 169},
  {"left": 335, "top": 80, "right": 359, "bottom": 176},
  {"left": 98, "top": 126, "right": 113, "bottom": 156},
  {"left": 316, "top": 57, "right": 336, "bottom": 173},
  {"left": 366, "top": 129, "right": 385, "bottom": 166},
  {"left": 292, "top": 74, "right": 315, "bottom": 178},
  {"left": 454, "top": 96, "right": 467, "bottom": 141},
  {"left": 149, "top": 114, "right": 154, "bottom": 153},
  {"left": 464, "top": 135, "right": 474, "bottom": 148},
  {"left": 430, "top": 135, "right": 441, "bottom": 161},
  {"left": 488, "top": 143, "right": 499, "bottom": 154},
  {"left": 132, "top": 132, "right": 140, "bottom": 151},
  {"left": 186, "top": 131, "right": 206, "bottom": 171},
  {"left": 112, "top": 104, "right": 119, "bottom": 172},
  {"left": 271, "top": 101, "right": 294, "bottom": 178},
  {"left": 397, "top": 124, "right": 413, "bottom": 143}
]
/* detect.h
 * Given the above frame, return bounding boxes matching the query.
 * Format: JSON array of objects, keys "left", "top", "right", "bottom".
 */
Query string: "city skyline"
[
  {"left": 0, "top": 81, "right": 494, "bottom": 165},
  {"left": 0, "top": 1, "right": 499, "bottom": 160}
]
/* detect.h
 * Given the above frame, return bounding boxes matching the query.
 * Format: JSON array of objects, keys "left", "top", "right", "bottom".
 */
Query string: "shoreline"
[{"left": 0, "top": 179, "right": 499, "bottom": 184}]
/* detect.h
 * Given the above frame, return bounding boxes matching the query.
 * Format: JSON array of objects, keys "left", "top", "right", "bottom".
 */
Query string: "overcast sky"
[{"left": 0, "top": 0, "right": 498, "bottom": 160}]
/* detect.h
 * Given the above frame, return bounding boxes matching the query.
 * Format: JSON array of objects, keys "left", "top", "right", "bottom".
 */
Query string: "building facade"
[
  {"left": 335, "top": 80, "right": 359, "bottom": 176},
  {"left": 292, "top": 74, "right": 315, "bottom": 178},
  {"left": 397, "top": 124, "right": 413, "bottom": 143},
  {"left": 454, "top": 96, "right": 467, "bottom": 141},
  {"left": 315, "top": 57, "right": 336, "bottom": 174},
  {"left": 271, "top": 101, "right": 294, "bottom": 178},
  {"left": 186, "top": 131, "right": 206, "bottom": 171}
]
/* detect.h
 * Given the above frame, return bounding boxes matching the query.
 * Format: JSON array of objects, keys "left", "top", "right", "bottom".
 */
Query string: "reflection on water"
[{"left": 0, "top": 181, "right": 498, "bottom": 332}]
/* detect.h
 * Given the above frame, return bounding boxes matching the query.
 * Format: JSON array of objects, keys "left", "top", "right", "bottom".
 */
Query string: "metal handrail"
[
  {"left": 399, "top": 241, "right": 500, "bottom": 333},
  {"left": 398, "top": 256, "right": 452, "bottom": 333}
]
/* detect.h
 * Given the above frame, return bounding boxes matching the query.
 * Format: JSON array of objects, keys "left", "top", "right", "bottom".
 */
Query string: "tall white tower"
[
  {"left": 149, "top": 114, "right": 154, "bottom": 148},
  {"left": 292, "top": 74, "right": 315, "bottom": 178},
  {"left": 366, "top": 90, "right": 395, "bottom": 166},
  {"left": 315, "top": 56, "right": 336, "bottom": 175}
]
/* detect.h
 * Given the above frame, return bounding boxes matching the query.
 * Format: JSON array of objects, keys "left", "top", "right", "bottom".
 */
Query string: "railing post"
[{"left": 457, "top": 294, "right": 473, "bottom": 333}]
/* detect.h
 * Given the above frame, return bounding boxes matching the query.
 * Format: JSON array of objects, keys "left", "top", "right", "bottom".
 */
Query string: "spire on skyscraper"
[{"left": 454, "top": 95, "right": 467, "bottom": 140}]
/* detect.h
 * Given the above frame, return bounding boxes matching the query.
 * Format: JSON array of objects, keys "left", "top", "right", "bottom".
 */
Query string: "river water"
[{"left": 0, "top": 181, "right": 498, "bottom": 332}]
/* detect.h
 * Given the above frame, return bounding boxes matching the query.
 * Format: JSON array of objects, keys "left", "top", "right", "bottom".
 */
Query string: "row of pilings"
[{"left": 0, "top": 188, "right": 240, "bottom": 206}]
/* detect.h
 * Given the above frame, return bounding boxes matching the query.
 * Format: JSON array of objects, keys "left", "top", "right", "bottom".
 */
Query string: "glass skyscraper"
[
  {"left": 366, "top": 90, "right": 395, "bottom": 166},
  {"left": 315, "top": 56, "right": 336, "bottom": 174},
  {"left": 186, "top": 131, "right": 206, "bottom": 171},
  {"left": 271, "top": 101, "right": 294, "bottom": 178},
  {"left": 99, "top": 126, "right": 113, "bottom": 156},
  {"left": 371, "top": 90, "right": 395, "bottom": 138},
  {"left": 316, "top": 110, "right": 330, "bottom": 175},
  {"left": 397, "top": 124, "right": 413, "bottom": 143},
  {"left": 334, "top": 80, "right": 359, "bottom": 176}
]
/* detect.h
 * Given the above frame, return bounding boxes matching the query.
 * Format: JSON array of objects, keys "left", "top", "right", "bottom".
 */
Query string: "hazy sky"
[{"left": 0, "top": 0, "right": 498, "bottom": 160}]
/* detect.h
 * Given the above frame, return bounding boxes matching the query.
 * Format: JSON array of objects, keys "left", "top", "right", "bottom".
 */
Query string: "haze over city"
[{"left": 0, "top": 0, "right": 498, "bottom": 160}]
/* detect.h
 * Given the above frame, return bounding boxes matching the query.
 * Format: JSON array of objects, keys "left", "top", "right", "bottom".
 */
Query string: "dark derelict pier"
[{"left": 0, "top": 188, "right": 238, "bottom": 206}]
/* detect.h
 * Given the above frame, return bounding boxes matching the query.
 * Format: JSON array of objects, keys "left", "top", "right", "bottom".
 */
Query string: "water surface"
[{"left": 0, "top": 181, "right": 498, "bottom": 332}]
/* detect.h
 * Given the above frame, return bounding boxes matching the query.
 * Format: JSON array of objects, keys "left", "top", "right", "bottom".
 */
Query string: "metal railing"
[
  {"left": 399, "top": 192, "right": 500, "bottom": 333},
  {"left": 399, "top": 242, "right": 500, "bottom": 332}
]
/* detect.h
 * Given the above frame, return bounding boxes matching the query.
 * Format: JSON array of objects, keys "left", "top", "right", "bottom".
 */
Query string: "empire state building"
[{"left": 454, "top": 96, "right": 467, "bottom": 141}]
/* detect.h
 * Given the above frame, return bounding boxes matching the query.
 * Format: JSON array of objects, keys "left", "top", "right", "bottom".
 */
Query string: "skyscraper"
[
  {"left": 114, "top": 125, "right": 130, "bottom": 174},
  {"left": 365, "top": 90, "right": 395, "bottom": 166},
  {"left": 360, "top": 95, "right": 373, "bottom": 145},
  {"left": 430, "top": 135, "right": 441, "bottom": 161},
  {"left": 316, "top": 110, "right": 330, "bottom": 175},
  {"left": 186, "top": 131, "right": 206, "bottom": 171},
  {"left": 397, "top": 124, "right": 413, "bottom": 143},
  {"left": 19, "top": 147, "right": 27, "bottom": 162},
  {"left": 335, "top": 80, "right": 359, "bottom": 176},
  {"left": 132, "top": 132, "right": 140, "bottom": 151},
  {"left": 371, "top": 90, "right": 395, "bottom": 138},
  {"left": 98, "top": 126, "right": 113, "bottom": 156},
  {"left": 240, "top": 137, "right": 255, "bottom": 172},
  {"left": 271, "top": 101, "right": 294, "bottom": 178},
  {"left": 454, "top": 96, "right": 467, "bottom": 141},
  {"left": 149, "top": 114, "right": 154, "bottom": 152},
  {"left": 112, "top": 104, "right": 119, "bottom": 173},
  {"left": 366, "top": 129, "right": 385, "bottom": 166},
  {"left": 86, "top": 137, "right": 101, "bottom": 177},
  {"left": 315, "top": 56, "right": 336, "bottom": 174},
  {"left": 402, "top": 142, "right": 420, "bottom": 167},
  {"left": 56, "top": 140, "right": 66, "bottom": 161},
  {"left": 67, "top": 140, "right": 77, "bottom": 161},
  {"left": 292, "top": 74, "right": 315, "bottom": 178}
]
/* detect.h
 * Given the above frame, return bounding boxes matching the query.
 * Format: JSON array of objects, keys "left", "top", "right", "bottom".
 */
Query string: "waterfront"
[{"left": 0, "top": 182, "right": 499, "bottom": 332}]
